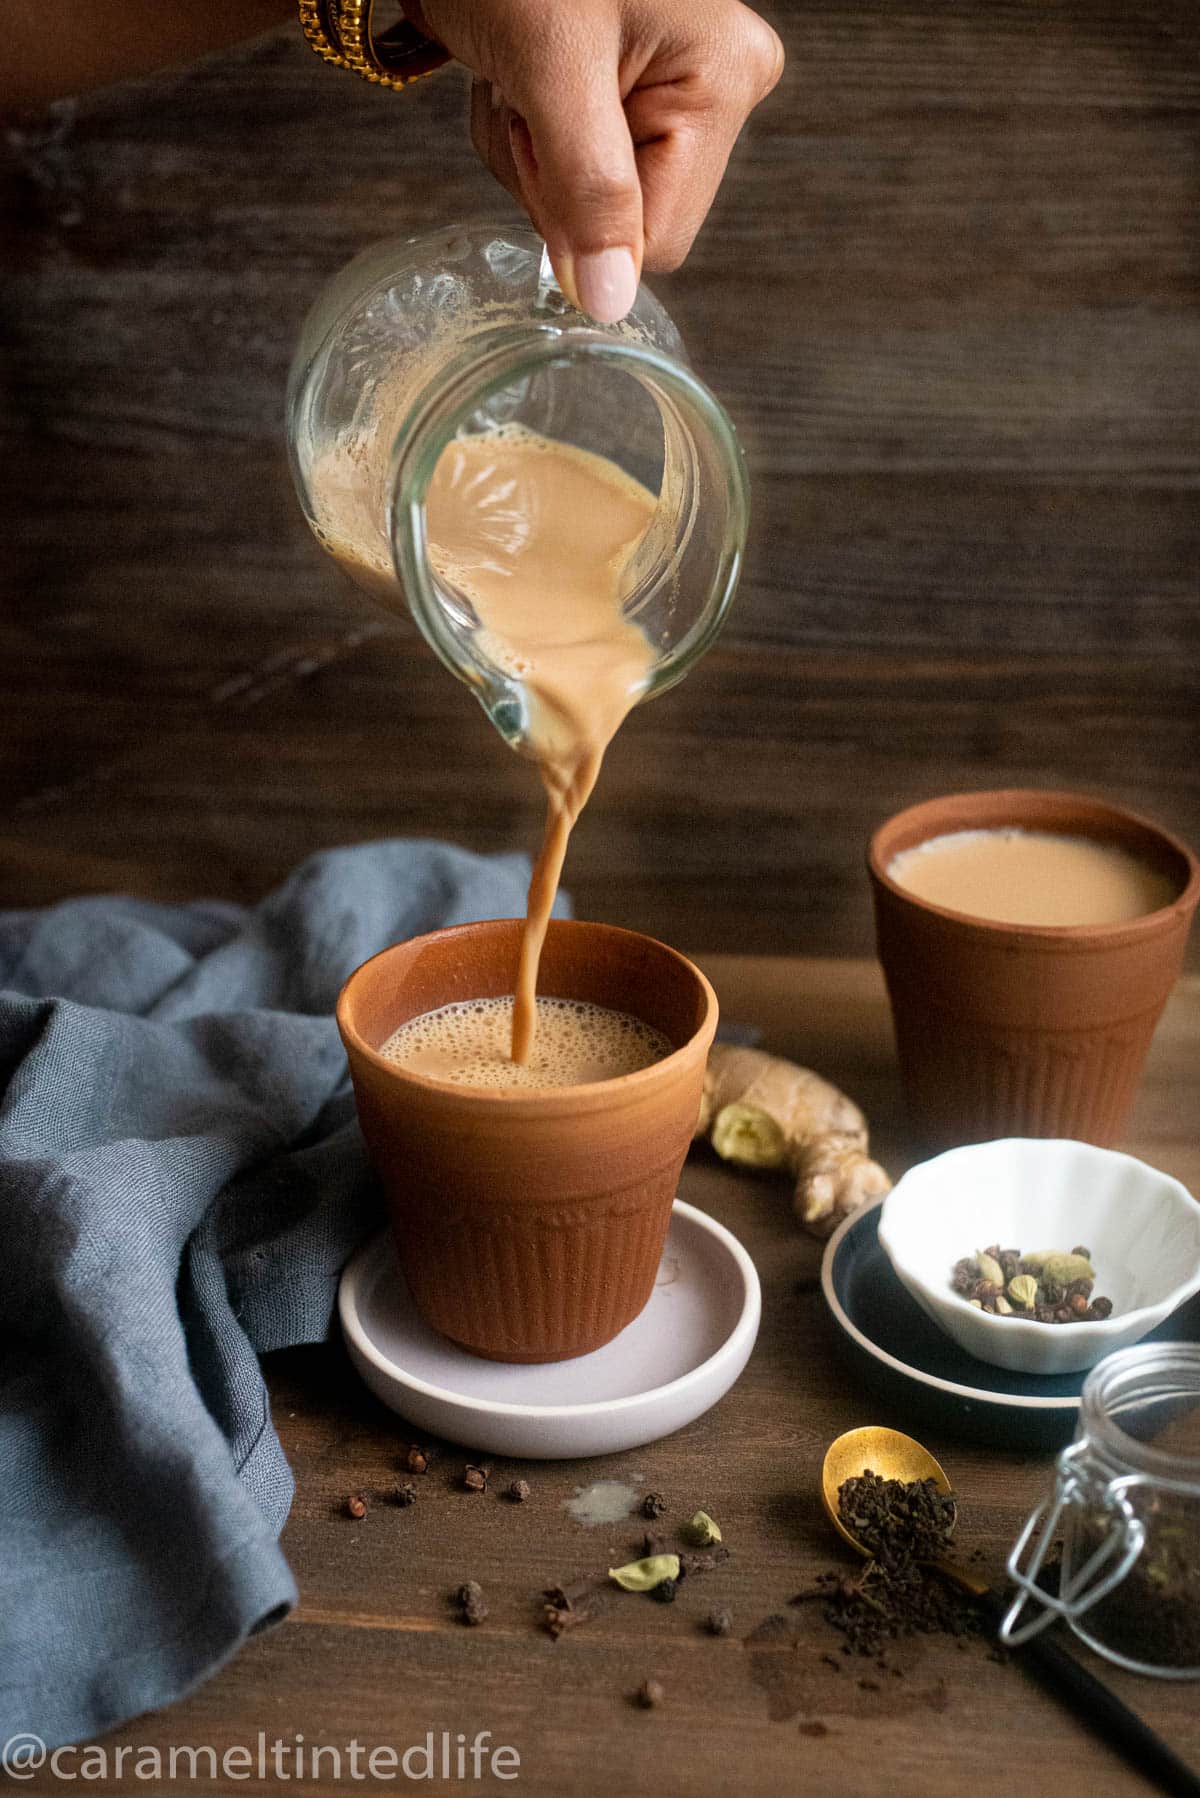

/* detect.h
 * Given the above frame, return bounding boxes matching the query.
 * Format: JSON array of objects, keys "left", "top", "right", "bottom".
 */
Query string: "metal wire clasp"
[{"left": 1000, "top": 1440, "right": 1148, "bottom": 1646}]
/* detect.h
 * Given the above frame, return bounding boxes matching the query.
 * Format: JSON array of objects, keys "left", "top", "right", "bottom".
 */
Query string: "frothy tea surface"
[
  {"left": 379, "top": 996, "right": 672, "bottom": 1091},
  {"left": 888, "top": 828, "right": 1179, "bottom": 926}
]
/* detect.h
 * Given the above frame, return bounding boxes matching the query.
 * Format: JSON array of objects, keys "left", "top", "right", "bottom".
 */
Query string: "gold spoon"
[
  {"left": 819, "top": 1426, "right": 1200, "bottom": 1797},
  {"left": 820, "top": 1424, "right": 987, "bottom": 1595}
]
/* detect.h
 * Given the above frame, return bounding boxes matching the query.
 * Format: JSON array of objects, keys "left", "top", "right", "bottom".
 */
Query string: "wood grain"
[
  {"left": 2, "top": 1, "right": 1198, "bottom": 956},
  {"left": 17, "top": 956, "right": 1199, "bottom": 1796}
]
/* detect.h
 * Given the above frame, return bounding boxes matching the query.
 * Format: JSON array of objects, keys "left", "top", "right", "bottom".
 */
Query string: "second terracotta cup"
[
  {"left": 869, "top": 790, "right": 1199, "bottom": 1153},
  {"left": 337, "top": 918, "right": 718, "bottom": 1363}
]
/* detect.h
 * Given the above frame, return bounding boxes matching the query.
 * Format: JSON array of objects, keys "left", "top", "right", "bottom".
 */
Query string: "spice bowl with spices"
[{"left": 877, "top": 1137, "right": 1200, "bottom": 1376}]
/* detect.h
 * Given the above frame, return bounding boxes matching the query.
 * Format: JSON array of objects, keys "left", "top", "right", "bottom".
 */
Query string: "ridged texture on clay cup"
[
  {"left": 337, "top": 919, "right": 718, "bottom": 1363},
  {"left": 868, "top": 791, "right": 1199, "bottom": 1153}
]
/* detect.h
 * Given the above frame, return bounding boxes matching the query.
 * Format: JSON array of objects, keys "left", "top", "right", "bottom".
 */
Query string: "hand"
[{"left": 406, "top": 0, "right": 784, "bottom": 322}]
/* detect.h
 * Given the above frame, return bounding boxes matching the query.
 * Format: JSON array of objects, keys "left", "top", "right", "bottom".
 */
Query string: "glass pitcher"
[
  {"left": 287, "top": 221, "right": 749, "bottom": 749},
  {"left": 1001, "top": 1343, "right": 1200, "bottom": 1678}
]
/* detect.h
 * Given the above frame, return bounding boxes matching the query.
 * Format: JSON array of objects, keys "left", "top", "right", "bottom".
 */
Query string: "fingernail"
[
  {"left": 574, "top": 247, "right": 638, "bottom": 324},
  {"left": 550, "top": 252, "right": 580, "bottom": 311}
]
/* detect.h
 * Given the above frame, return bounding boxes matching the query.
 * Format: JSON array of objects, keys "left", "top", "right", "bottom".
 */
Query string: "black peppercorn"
[{"left": 457, "top": 1581, "right": 488, "bottom": 1625}]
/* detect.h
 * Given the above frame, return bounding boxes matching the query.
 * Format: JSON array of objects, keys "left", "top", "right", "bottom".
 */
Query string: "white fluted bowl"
[{"left": 877, "top": 1139, "right": 1200, "bottom": 1376}]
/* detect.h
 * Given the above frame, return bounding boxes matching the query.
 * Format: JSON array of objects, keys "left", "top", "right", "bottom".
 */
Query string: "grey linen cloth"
[{"left": 0, "top": 840, "right": 554, "bottom": 1749}]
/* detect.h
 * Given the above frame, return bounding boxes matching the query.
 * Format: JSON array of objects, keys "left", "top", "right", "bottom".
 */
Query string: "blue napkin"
[{"left": 0, "top": 840, "right": 552, "bottom": 1749}]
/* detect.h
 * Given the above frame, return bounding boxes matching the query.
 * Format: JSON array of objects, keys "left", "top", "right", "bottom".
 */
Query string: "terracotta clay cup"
[
  {"left": 337, "top": 918, "right": 718, "bottom": 1363},
  {"left": 868, "top": 790, "right": 1199, "bottom": 1153}
]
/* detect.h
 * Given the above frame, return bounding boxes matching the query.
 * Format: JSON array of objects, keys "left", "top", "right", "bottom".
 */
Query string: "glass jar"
[
  {"left": 1001, "top": 1343, "right": 1200, "bottom": 1677},
  {"left": 287, "top": 221, "right": 749, "bottom": 749}
]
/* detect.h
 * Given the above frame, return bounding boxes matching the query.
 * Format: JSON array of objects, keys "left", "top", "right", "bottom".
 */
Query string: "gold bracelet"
[
  {"left": 301, "top": 1, "right": 451, "bottom": 91},
  {"left": 297, "top": 0, "right": 349, "bottom": 69}
]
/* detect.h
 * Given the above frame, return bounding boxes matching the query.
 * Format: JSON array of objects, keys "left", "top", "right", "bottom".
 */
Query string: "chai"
[
  {"left": 380, "top": 995, "right": 670, "bottom": 1091},
  {"left": 423, "top": 426, "right": 658, "bottom": 1062},
  {"left": 888, "top": 828, "right": 1179, "bottom": 927}
]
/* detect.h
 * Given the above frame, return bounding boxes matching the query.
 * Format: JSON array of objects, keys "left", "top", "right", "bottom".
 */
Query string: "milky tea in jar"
[{"left": 287, "top": 223, "right": 748, "bottom": 1063}]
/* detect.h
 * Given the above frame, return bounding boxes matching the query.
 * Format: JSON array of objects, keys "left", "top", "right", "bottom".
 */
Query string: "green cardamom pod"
[
  {"left": 975, "top": 1250, "right": 1004, "bottom": 1286},
  {"left": 687, "top": 1511, "right": 723, "bottom": 1546},
  {"left": 608, "top": 1553, "right": 681, "bottom": 1592},
  {"left": 1047, "top": 1252, "right": 1095, "bottom": 1284}
]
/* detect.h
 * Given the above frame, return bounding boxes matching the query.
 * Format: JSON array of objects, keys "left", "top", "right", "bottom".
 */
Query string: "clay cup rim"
[
  {"left": 336, "top": 917, "right": 718, "bottom": 1110},
  {"left": 867, "top": 787, "right": 1200, "bottom": 949}
]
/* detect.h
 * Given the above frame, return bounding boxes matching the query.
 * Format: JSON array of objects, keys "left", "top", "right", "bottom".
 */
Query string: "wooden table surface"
[{"left": 30, "top": 955, "right": 1199, "bottom": 1798}]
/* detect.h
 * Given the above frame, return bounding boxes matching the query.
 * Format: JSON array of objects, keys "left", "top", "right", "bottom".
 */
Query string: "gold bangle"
[
  {"left": 303, "top": 1, "right": 451, "bottom": 91},
  {"left": 297, "top": 0, "right": 349, "bottom": 69}
]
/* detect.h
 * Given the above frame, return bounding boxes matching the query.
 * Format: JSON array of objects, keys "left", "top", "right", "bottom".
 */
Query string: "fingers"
[
  {"left": 472, "top": 79, "right": 640, "bottom": 325},
  {"left": 448, "top": 0, "right": 785, "bottom": 304},
  {"left": 503, "top": 29, "right": 645, "bottom": 324},
  {"left": 632, "top": 131, "right": 726, "bottom": 275},
  {"left": 626, "top": 5, "right": 784, "bottom": 272},
  {"left": 468, "top": 76, "right": 525, "bottom": 210}
]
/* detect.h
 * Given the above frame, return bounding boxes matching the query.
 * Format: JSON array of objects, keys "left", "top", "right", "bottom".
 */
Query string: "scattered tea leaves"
[{"left": 838, "top": 1470, "right": 955, "bottom": 1569}]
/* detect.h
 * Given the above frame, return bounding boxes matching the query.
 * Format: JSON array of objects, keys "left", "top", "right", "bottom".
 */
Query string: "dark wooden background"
[{"left": 4, "top": 0, "right": 1199, "bottom": 957}]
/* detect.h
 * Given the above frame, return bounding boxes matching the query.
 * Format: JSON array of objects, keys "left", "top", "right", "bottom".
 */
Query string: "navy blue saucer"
[{"left": 822, "top": 1200, "right": 1200, "bottom": 1450}]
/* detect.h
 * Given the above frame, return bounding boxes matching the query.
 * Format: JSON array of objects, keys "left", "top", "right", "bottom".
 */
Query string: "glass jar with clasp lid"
[
  {"left": 1002, "top": 1343, "right": 1200, "bottom": 1677},
  {"left": 286, "top": 221, "right": 749, "bottom": 749}
]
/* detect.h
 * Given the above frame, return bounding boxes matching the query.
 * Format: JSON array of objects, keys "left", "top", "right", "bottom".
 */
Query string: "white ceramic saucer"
[{"left": 338, "top": 1200, "right": 760, "bottom": 1459}]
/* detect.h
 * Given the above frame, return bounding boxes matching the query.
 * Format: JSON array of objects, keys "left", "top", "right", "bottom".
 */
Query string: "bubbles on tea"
[{"left": 379, "top": 996, "right": 671, "bottom": 1091}]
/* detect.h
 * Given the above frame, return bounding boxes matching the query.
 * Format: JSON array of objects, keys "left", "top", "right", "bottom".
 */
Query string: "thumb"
[{"left": 507, "top": 66, "right": 644, "bottom": 324}]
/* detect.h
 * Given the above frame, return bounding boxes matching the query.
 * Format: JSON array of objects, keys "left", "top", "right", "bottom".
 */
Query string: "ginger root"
[{"left": 694, "top": 1044, "right": 891, "bottom": 1238}]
